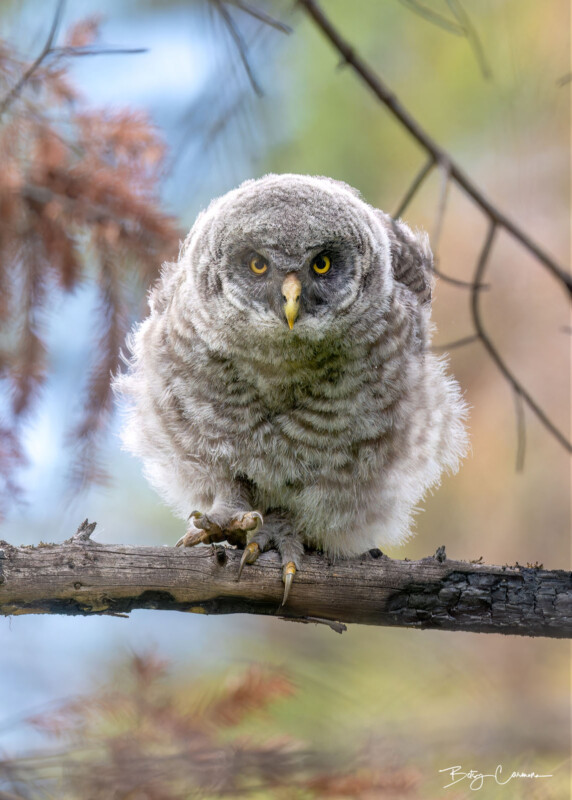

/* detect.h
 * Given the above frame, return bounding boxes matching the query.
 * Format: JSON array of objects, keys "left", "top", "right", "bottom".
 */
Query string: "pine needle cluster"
[
  {"left": 0, "top": 16, "right": 180, "bottom": 511},
  {"left": 0, "top": 653, "right": 421, "bottom": 799}
]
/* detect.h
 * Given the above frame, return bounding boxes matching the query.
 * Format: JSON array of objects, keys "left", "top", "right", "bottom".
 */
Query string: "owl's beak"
[{"left": 282, "top": 272, "right": 301, "bottom": 330}]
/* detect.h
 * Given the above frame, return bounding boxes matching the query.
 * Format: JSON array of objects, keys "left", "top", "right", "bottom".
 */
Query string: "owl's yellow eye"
[
  {"left": 250, "top": 256, "right": 268, "bottom": 275},
  {"left": 313, "top": 254, "right": 331, "bottom": 275}
]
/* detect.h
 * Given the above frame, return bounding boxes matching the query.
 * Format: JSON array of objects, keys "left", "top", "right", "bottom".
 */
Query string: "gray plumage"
[{"left": 114, "top": 174, "right": 468, "bottom": 593}]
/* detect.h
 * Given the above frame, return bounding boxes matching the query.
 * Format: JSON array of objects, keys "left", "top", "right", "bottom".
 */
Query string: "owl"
[{"left": 115, "top": 174, "right": 468, "bottom": 604}]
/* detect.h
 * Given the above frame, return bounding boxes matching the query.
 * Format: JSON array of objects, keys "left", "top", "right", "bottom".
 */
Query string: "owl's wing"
[{"left": 377, "top": 212, "right": 433, "bottom": 306}]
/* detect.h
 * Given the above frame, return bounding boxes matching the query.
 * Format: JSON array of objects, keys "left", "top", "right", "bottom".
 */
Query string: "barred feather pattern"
[{"left": 116, "top": 174, "right": 468, "bottom": 557}]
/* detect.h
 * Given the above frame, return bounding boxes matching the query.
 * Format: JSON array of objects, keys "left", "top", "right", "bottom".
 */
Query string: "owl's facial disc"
[
  {"left": 281, "top": 273, "right": 301, "bottom": 330},
  {"left": 226, "top": 240, "right": 359, "bottom": 335}
]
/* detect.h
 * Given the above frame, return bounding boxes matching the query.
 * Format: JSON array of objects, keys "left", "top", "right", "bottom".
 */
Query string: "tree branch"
[
  {"left": 1, "top": 523, "right": 570, "bottom": 637},
  {"left": 470, "top": 223, "right": 571, "bottom": 452},
  {"left": 0, "top": 0, "right": 65, "bottom": 119},
  {"left": 298, "top": 0, "right": 572, "bottom": 458},
  {"left": 298, "top": 0, "right": 571, "bottom": 293},
  {"left": 392, "top": 156, "right": 435, "bottom": 218},
  {"left": 212, "top": 0, "right": 264, "bottom": 96}
]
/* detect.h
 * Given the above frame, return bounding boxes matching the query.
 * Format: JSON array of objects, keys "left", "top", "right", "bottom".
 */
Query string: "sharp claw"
[
  {"left": 281, "top": 561, "right": 296, "bottom": 606},
  {"left": 237, "top": 541, "right": 260, "bottom": 580},
  {"left": 227, "top": 510, "right": 264, "bottom": 534},
  {"left": 176, "top": 528, "right": 208, "bottom": 548},
  {"left": 186, "top": 510, "right": 206, "bottom": 529},
  {"left": 184, "top": 510, "right": 208, "bottom": 533},
  {"left": 249, "top": 511, "right": 263, "bottom": 534}
]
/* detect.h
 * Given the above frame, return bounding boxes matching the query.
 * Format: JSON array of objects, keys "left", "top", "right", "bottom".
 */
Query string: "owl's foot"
[
  {"left": 236, "top": 518, "right": 303, "bottom": 606},
  {"left": 226, "top": 511, "right": 263, "bottom": 535},
  {"left": 175, "top": 511, "right": 224, "bottom": 547},
  {"left": 175, "top": 510, "right": 263, "bottom": 548}
]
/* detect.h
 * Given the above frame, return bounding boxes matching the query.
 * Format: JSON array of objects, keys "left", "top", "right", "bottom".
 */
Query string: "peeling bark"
[{"left": 1, "top": 522, "right": 570, "bottom": 637}]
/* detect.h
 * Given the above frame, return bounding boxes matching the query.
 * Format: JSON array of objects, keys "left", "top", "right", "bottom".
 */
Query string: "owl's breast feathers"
[{"left": 160, "top": 287, "right": 419, "bottom": 506}]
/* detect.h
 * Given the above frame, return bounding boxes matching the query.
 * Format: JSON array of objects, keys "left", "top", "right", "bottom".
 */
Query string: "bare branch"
[
  {"left": 445, "top": 0, "right": 491, "bottom": 79},
  {"left": 470, "top": 223, "right": 571, "bottom": 452},
  {"left": 0, "top": 0, "right": 65, "bottom": 119},
  {"left": 396, "top": 160, "right": 482, "bottom": 291},
  {"left": 428, "top": 161, "right": 480, "bottom": 290},
  {"left": 431, "top": 161, "right": 451, "bottom": 255},
  {"left": 397, "top": 0, "right": 465, "bottom": 35},
  {"left": 212, "top": 0, "right": 264, "bottom": 96},
  {"left": 298, "top": 0, "right": 572, "bottom": 456},
  {"left": 431, "top": 265, "right": 487, "bottom": 290},
  {"left": 513, "top": 387, "right": 526, "bottom": 472},
  {"left": 399, "top": 0, "right": 491, "bottom": 78},
  {"left": 1, "top": 532, "right": 571, "bottom": 638},
  {"left": 297, "top": 0, "right": 572, "bottom": 295},
  {"left": 431, "top": 334, "right": 479, "bottom": 352},
  {"left": 228, "top": 0, "right": 292, "bottom": 34},
  {"left": 52, "top": 45, "right": 148, "bottom": 57},
  {"left": 393, "top": 156, "right": 435, "bottom": 218}
]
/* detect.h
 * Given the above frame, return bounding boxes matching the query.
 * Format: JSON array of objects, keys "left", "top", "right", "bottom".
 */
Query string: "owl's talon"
[
  {"left": 237, "top": 541, "right": 260, "bottom": 580},
  {"left": 281, "top": 561, "right": 296, "bottom": 606},
  {"left": 177, "top": 512, "right": 226, "bottom": 547},
  {"left": 186, "top": 510, "right": 214, "bottom": 532},
  {"left": 227, "top": 510, "right": 263, "bottom": 534},
  {"left": 176, "top": 528, "right": 210, "bottom": 547},
  {"left": 247, "top": 511, "right": 263, "bottom": 534}
]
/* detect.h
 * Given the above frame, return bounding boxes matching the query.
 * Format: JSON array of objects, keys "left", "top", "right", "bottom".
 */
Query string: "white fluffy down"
[{"left": 114, "top": 174, "right": 468, "bottom": 558}]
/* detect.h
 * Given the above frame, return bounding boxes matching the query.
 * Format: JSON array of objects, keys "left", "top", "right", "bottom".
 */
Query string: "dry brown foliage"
[
  {"left": 0, "top": 15, "right": 180, "bottom": 512},
  {"left": 0, "top": 653, "right": 421, "bottom": 799}
]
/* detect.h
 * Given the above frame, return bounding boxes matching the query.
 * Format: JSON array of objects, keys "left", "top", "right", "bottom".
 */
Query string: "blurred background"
[{"left": 0, "top": 0, "right": 569, "bottom": 797}]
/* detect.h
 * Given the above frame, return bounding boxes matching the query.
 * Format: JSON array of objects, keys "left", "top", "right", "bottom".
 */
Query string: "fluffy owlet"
[{"left": 115, "top": 174, "right": 468, "bottom": 604}]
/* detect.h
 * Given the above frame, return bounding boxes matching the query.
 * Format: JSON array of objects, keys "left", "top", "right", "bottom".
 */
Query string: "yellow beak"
[{"left": 282, "top": 273, "right": 302, "bottom": 330}]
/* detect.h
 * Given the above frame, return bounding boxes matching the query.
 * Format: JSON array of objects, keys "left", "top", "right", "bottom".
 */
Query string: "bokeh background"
[{"left": 0, "top": 0, "right": 570, "bottom": 797}]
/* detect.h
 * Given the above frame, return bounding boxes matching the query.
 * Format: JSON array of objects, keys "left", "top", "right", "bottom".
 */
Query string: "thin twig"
[
  {"left": 431, "top": 334, "right": 479, "bottom": 352},
  {"left": 228, "top": 0, "right": 292, "bottom": 34},
  {"left": 431, "top": 263, "right": 487, "bottom": 290},
  {"left": 393, "top": 156, "right": 435, "bottom": 218},
  {"left": 52, "top": 45, "right": 148, "bottom": 57},
  {"left": 428, "top": 161, "right": 466, "bottom": 289},
  {"left": 399, "top": 0, "right": 491, "bottom": 78},
  {"left": 445, "top": 0, "right": 491, "bottom": 79},
  {"left": 470, "top": 223, "right": 571, "bottom": 452},
  {"left": 512, "top": 388, "right": 526, "bottom": 472},
  {"left": 432, "top": 161, "right": 451, "bottom": 254},
  {"left": 0, "top": 0, "right": 66, "bottom": 118},
  {"left": 212, "top": 0, "right": 264, "bottom": 96},
  {"left": 395, "top": 159, "right": 485, "bottom": 290},
  {"left": 397, "top": 0, "right": 465, "bottom": 35},
  {"left": 280, "top": 615, "right": 347, "bottom": 633},
  {"left": 297, "top": 0, "right": 572, "bottom": 294}
]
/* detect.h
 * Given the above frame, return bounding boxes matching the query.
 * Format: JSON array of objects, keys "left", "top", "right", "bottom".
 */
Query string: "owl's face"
[
  {"left": 179, "top": 174, "right": 394, "bottom": 345},
  {"left": 223, "top": 233, "right": 362, "bottom": 332}
]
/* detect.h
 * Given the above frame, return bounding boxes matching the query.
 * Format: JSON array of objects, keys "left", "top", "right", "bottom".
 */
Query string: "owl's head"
[{"left": 167, "top": 174, "right": 431, "bottom": 349}]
